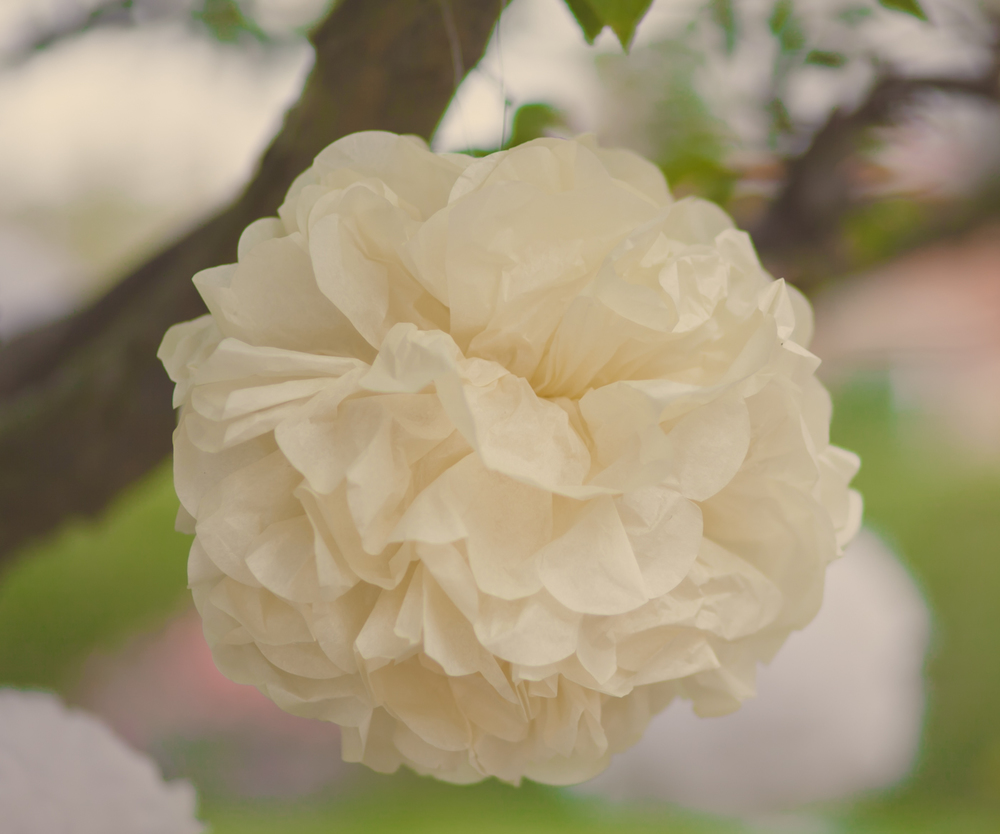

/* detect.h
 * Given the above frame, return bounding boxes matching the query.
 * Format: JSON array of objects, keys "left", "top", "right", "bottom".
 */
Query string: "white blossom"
[{"left": 0, "top": 689, "right": 203, "bottom": 834}]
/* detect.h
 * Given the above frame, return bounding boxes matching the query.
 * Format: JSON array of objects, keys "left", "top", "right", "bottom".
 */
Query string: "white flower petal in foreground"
[
  {"left": 0, "top": 689, "right": 203, "bottom": 834},
  {"left": 160, "top": 132, "right": 861, "bottom": 785}
]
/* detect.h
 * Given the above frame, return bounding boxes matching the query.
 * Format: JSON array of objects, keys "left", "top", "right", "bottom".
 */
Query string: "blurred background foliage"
[{"left": 2, "top": 0, "right": 1000, "bottom": 831}]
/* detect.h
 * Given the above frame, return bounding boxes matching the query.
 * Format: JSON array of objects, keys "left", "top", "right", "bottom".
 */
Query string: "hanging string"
[
  {"left": 437, "top": 0, "right": 472, "bottom": 151},
  {"left": 437, "top": 0, "right": 509, "bottom": 153},
  {"left": 496, "top": 0, "right": 508, "bottom": 150},
  {"left": 438, "top": 0, "right": 465, "bottom": 91}
]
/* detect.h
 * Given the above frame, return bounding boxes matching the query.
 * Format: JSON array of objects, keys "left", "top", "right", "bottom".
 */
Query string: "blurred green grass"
[
  {"left": 0, "top": 465, "right": 190, "bottom": 690},
  {"left": 204, "top": 775, "right": 742, "bottom": 834},
  {"left": 1, "top": 374, "right": 999, "bottom": 830}
]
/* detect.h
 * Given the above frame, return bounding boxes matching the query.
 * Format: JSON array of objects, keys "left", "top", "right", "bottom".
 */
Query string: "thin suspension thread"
[
  {"left": 497, "top": 0, "right": 508, "bottom": 150},
  {"left": 437, "top": 0, "right": 471, "bottom": 151},
  {"left": 438, "top": 0, "right": 465, "bottom": 90}
]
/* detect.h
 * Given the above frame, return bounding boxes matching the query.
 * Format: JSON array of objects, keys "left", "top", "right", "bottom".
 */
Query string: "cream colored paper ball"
[{"left": 160, "top": 131, "right": 861, "bottom": 785}]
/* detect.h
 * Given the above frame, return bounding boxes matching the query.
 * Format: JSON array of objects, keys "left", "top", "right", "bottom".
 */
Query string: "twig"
[{"left": 751, "top": 69, "right": 1000, "bottom": 285}]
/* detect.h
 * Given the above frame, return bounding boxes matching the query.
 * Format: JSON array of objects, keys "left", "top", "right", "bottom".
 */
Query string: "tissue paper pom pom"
[
  {"left": 160, "top": 132, "right": 861, "bottom": 785},
  {"left": 0, "top": 689, "right": 203, "bottom": 834}
]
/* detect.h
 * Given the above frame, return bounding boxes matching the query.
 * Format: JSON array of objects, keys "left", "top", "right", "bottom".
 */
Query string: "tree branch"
[
  {"left": 751, "top": 69, "right": 1000, "bottom": 285},
  {"left": 0, "top": 0, "right": 502, "bottom": 568}
]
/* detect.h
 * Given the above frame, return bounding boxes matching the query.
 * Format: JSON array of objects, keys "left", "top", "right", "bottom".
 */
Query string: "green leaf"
[
  {"left": 564, "top": 0, "right": 654, "bottom": 50},
  {"left": 505, "top": 103, "right": 568, "bottom": 149},
  {"left": 709, "top": 0, "right": 738, "bottom": 55},
  {"left": 806, "top": 49, "right": 846, "bottom": 67},
  {"left": 778, "top": 19, "right": 805, "bottom": 52},
  {"left": 562, "top": 0, "right": 604, "bottom": 44},
  {"left": 195, "top": 0, "right": 267, "bottom": 43},
  {"left": 877, "top": 0, "right": 928, "bottom": 19},
  {"left": 768, "top": 0, "right": 793, "bottom": 35},
  {"left": 768, "top": 0, "right": 804, "bottom": 54},
  {"left": 589, "top": 0, "right": 655, "bottom": 49}
]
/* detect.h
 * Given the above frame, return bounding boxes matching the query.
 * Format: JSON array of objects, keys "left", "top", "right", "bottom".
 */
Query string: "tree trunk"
[{"left": 0, "top": 0, "right": 502, "bottom": 569}]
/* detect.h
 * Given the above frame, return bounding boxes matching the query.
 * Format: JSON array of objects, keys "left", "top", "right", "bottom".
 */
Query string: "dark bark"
[{"left": 0, "top": 0, "right": 502, "bottom": 567}]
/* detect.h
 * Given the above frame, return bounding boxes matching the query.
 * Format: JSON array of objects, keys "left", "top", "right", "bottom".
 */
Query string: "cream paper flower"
[{"left": 159, "top": 132, "right": 861, "bottom": 785}]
